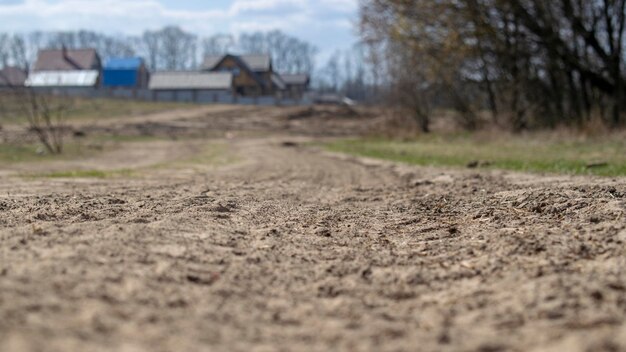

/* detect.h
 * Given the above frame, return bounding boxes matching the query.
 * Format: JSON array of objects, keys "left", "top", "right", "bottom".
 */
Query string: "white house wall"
[{"left": 26, "top": 70, "right": 99, "bottom": 87}]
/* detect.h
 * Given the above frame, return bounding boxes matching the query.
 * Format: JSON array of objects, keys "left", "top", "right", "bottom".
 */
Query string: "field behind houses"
[{"left": 1, "top": 101, "right": 625, "bottom": 352}]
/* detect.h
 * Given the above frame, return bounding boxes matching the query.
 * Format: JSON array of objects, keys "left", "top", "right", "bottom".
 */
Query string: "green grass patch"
[
  {"left": 26, "top": 168, "right": 135, "bottom": 179},
  {"left": 0, "top": 142, "right": 90, "bottom": 163},
  {"left": 0, "top": 134, "right": 172, "bottom": 164},
  {"left": 0, "top": 96, "right": 191, "bottom": 125},
  {"left": 326, "top": 135, "right": 626, "bottom": 177},
  {"left": 0, "top": 144, "right": 50, "bottom": 163}
]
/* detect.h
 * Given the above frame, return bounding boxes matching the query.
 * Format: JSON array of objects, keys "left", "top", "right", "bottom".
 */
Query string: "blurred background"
[{"left": 0, "top": 0, "right": 625, "bottom": 175}]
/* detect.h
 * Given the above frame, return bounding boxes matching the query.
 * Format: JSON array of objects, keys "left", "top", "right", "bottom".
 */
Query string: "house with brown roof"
[
  {"left": 0, "top": 66, "right": 27, "bottom": 88},
  {"left": 33, "top": 47, "right": 101, "bottom": 72},
  {"left": 201, "top": 54, "right": 284, "bottom": 96},
  {"left": 27, "top": 47, "right": 102, "bottom": 88}
]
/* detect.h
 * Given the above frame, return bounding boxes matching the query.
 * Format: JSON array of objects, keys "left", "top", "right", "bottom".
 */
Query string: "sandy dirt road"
[{"left": 1, "top": 106, "right": 625, "bottom": 352}]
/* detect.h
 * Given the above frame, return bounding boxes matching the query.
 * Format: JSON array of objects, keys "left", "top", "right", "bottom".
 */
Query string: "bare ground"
[{"left": 1, "top": 106, "right": 625, "bottom": 352}]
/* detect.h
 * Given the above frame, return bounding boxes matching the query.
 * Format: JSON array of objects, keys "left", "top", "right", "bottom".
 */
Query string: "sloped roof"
[
  {"left": 149, "top": 72, "right": 232, "bottom": 90},
  {"left": 202, "top": 54, "right": 272, "bottom": 72},
  {"left": 202, "top": 55, "right": 223, "bottom": 71},
  {"left": 240, "top": 54, "right": 271, "bottom": 72},
  {"left": 0, "top": 66, "right": 27, "bottom": 86},
  {"left": 104, "top": 57, "right": 143, "bottom": 70},
  {"left": 271, "top": 74, "right": 286, "bottom": 90},
  {"left": 25, "top": 70, "right": 100, "bottom": 87},
  {"left": 280, "top": 74, "right": 310, "bottom": 86},
  {"left": 33, "top": 48, "right": 100, "bottom": 71},
  {"left": 202, "top": 55, "right": 268, "bottom": 88}
]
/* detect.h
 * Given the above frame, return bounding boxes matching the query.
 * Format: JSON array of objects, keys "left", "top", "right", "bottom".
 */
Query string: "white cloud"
[
  {"left": 317, "top": 0, "right": 358, "bottom": 12},
  {"left": 0, "top": 0, "right": 228, "bottom": 33},
  {"left": 0, "top": 0, "right": 359, "bottom": 59},
  {"left": 229, "top": 0, "right": 306, "bottom": 14},
  {"left": 0, "top": 0, "right": 355, "bottom": 33}
]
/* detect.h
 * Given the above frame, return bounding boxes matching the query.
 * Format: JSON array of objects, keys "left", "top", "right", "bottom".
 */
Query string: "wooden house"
[{"left": 201, "top": 54, "right": 285, "bottom": 96}]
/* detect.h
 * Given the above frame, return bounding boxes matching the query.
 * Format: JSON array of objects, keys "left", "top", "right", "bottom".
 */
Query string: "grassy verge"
[
  {"left": 64, "top": 98, "right": 191, "bottom": 122},
  {"left": 0, "top": 134, "right": 171, "bottom": 164},
  {"left": 9, "top": 138, "right": 237, "bottom": 179},
  {"left": 326, "top": 134, "right": 626, "bottom": 177},
  {"left": 0, "top": 96, "right": 191, "bottom": 125},
  {"left": 27, "top": 169, "right": 136, "bottom": 179},
  {"left": 0, "top": 142, "right": 90, "bottom": 163}
]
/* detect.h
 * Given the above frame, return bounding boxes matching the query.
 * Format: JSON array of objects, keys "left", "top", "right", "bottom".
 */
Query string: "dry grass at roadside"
[
  {"left": 0, "top": 95, "right": 191, "bottom": 125},
  {"left": 8, "top": 136, "right": 236, "bottom": 179},
  {"left": 0, "top": 134, "right": 164, "bottom": 163}
]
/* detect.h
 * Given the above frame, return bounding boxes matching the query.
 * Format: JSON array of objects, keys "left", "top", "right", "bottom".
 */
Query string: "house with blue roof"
[{"left": 102, "top": 58, "right": 149, "bottom": 89}]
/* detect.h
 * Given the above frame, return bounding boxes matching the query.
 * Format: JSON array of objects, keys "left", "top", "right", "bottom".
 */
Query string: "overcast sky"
[{"left": 0, "top": 0, "right": 359, "bottom": 61}]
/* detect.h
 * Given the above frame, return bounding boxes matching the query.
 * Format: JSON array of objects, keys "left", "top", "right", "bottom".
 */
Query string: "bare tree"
[
  {"left": 202, "top": 34, "right": 235, "bottom": 56},
  {"left": 238, "top": 30, "right": 317, "bottom": 74},
  {"left": 142, "top": 30, "right": 160, "bottom": 70},
  {"left": 0, "top": 33, "right": 9, "bottom": 66},
  {"left": 341, "top": 45, "right": 374, "bottom": 101},
  {"left": 159, "top": 26, "right": 197, "bottom": 70},
  {"left": 322, "top": 51, "right": 342, "bottom": 92},
  {"left": 0, "top": 84, "right": 72, "bottom": 155},
  {"left": 24, "top": 32, "right": 47, "bottom": 68},
  {"left": 9, "top": 35, "right": 29, "bottom": 70},
  {"left": 138, "top": 26, "right": 197, "bottom": 70},
  {"left": 390, "top": 43, "right": 434, "bottom": 133},
  {"left": 23, "top": 90, "right": 72, "bottom": 154},
  {"left": 239, "top": 32, "right": 266, "bottom": 54}
]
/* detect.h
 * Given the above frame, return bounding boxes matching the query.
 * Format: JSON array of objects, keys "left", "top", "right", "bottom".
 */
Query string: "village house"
[
  {"left": 0, "top": 66, "right": 27, "bottom": 88},
  {"left": 18, "top": 48, "right": 311, "bottom": 104},
  {"left": 280, "top": 74, "right": 310, "bottom": 99},
  {"left": 102, "top": 57, "right": 150, "bottom": 89},
  {"left": 148, "top": 71, "right": 234, "bottom": 103},
  {"left": 26, "top": 47, "right": 101, "bottom": 88},
  {"left": 201, "top": 54, "right": 286, "bottom": 96}
]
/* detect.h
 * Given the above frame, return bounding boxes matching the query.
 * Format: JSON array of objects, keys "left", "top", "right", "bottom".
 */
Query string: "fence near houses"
[{"left": 29, "top": 87, "right": 313, "bottom": 106}]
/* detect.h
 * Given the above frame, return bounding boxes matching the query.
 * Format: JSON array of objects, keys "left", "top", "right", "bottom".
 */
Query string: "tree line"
[
  {"left": 360, "top": 0, "right": 626, "bottom": 131},
  {"left": 0, "top": 27, "right": 318, "bottom": 75},
  {"left": 315, "top": 45, "right": 378, "bottom": 102}
]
